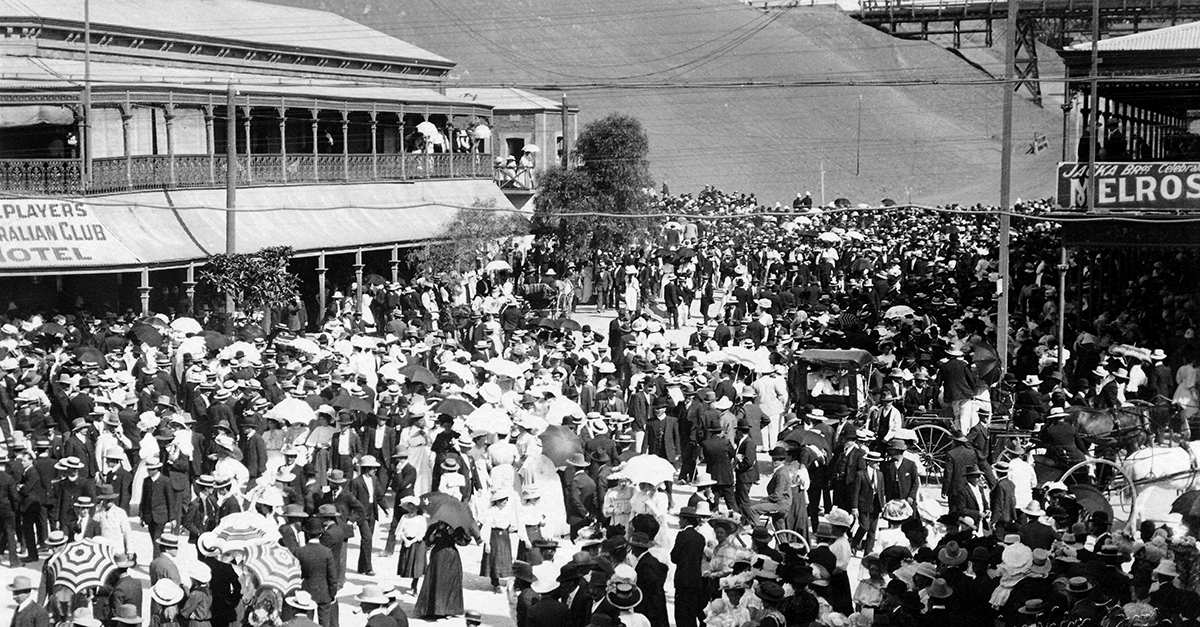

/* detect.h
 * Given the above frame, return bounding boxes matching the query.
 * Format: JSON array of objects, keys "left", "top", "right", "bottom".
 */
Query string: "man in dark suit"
[
  {"left": 0, "top": 450, "right": 19, "bottom": 568},
  {"left": 853, "top": 452, "right": 886, "bottom": 553},
  {"left": 959, "top": 466, "right": 990, "bottom": 531},
  {"left": 239, "top": 417, "right": 268, "bottom": 483},
  {"left": 140, "top": 457, "right": 173, "bottom": 556},
  {"left": 349, "top": 456, "right": 385, "bottom": 576},
  {"left": 280, "top": 504, "right": 308, "bottom": 554},
  {"left": 943, "top": 434, "right": 978, "bottom": 514},
  {"left": 968, "top": 410, "right": 997, "bottom": 487},
  {"left": 833, "top": 429, "right": 867, "bottom": 512},
  {"left": 882, "top": 438, "right": 920, "bottom": 515},
  {"left": 565, "top": 454, "right": 596, "bottom": 540},
  {"left": 699, "top": 425, "right": 737, "bottom": 513},
  {"left": 1017, "top": 501, "right": 1057, "bottom": 551},
  {"left": 314, "top": 471, "right": 363, "bottom": 581},
  {"left": 629, "top": 532, "right": 669, "bottom": 626},
  {"left": 9, "top": 575, "right": 49, "bottom": 627},
  {"left": 63, "top": 418, "right": 97, "bottom": 478},
  {"left": 526, "top": 580, "right": 570, "bottom": 627},
  {"left": 296, "top": 520, "right": 340, "bottom": 627},
  {"left": 384, "top": 449, "right": 416, "bottom": 556},
  {"left": 671, "top": 507, "right": 708, "bottom": 627},
  {"left": 732, "top": 420, "right": 758, "bottom": 522},
  {"left": 99, "top": 450, "right": 134, "bottom": 514},
  {"left": 51, "top": 456, "right": 93, "bottom": 541},
  {"left": 14, "top": 450, "right": 47, "bottom": 562},
  {"left": 990, "top": 460, "right": 1017, "bottom": 528}
]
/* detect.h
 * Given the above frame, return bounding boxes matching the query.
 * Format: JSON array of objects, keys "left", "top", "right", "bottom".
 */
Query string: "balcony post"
[
  {"left": 163, "top": 103, "right": 177, "bottom": 187},
  {"left": 311, "top": 108, "right": 319, "bottom": 181},
  {"left": 119, "top": 103, "right": 133, "bottom": 191},
  {"left": 448, "top": 107, "right": 456, "bottom": 178},
  {"left": 278, "top": 106, "right": 287, "bottom": 183},
  {"left": 424, "top": 106, "right": 431, "bottom": 179},
  {"left": 241, "top": 104, "right": 252, "bottom": 183},
  {"left": 139, "top": 267, "right": 151, "bottom": 317},
  {"left": 317, "top": 250, "right": 327, "bottom": 320},
  {"left": 399, "top": 105, "right": 406, "bottom": 180},
  {"left": 341, "top": 108, "right": 349, "bottom": 181},
  {"left": 354, "top": 248, "right": 364, "bottom": 314},
  {"left": 390, "top": 244, "right": 400, "bottom": 284},
  {"left": 203, "top": 104, "right": 216, "bottom": 185},
  {"left": 370, "top": 109, "right": 378, "bottom": 181}
]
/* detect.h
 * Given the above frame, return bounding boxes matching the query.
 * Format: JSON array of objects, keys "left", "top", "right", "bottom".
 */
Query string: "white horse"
[{"left": 1119, "top": 443, "right": 1200, "bottom": 527}]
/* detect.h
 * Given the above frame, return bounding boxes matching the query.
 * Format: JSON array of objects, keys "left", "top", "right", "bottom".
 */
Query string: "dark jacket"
[
  {"left": 882, "top": 456, "right": 920, "bottom": 503},
  {"left": 633, "top": 551, "right": 670, "bottom": 626},
  {"left": 13, "top": 599, "right": 50, "bottom": 627},
  {"left": 699, "top": 435, "right": 736, "bottom": 486},
  {"left": 671, "top": 526, "right": 706, "bottom": 589},
  {"left": 140, "top": 472, "right": 174, "bottom": 525},
  {"left": 566, "top": 470, "right": 597, "bottom": 525},
  {"left": 295, "top": 540, "right": 339, "bottom": 604}
]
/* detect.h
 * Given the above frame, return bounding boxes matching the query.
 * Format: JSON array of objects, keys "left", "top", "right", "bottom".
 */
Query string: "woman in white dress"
[{"left": 401, "top": 412, "right": 435, "bottom": 496}]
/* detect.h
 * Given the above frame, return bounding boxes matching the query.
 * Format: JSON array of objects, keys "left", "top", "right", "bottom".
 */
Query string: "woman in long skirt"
[
  {"left": 394, "top": 497, "right": 428, "bottom": 596},
  {"left": 516, "top": 485, "right": 546, "bottom": 566},
  {"left": 414, "top": 522, "right": 464, "bottom": 619},
  {"left": 480, "top": 490, "right": 516, "bottom": 592}
]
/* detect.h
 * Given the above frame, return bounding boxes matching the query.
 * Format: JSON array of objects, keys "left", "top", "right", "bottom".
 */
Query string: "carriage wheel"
[
  {"left": 772, "top": 529, "right": 809, "bottom": 552},
  {"left": 912, "top": 424, "right": 954, "bottom": 486},
  {"left": 1060, "top": 459, "right": 1138, "bottom": 529}
]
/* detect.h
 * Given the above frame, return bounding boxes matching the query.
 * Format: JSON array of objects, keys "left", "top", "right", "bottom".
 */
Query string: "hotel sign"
[
  {"left": 1057, "top": 162, "right": 1200, "bottom": 211},
  {"left": 0, "top": 200, "right": 142, "bottom": 268}
]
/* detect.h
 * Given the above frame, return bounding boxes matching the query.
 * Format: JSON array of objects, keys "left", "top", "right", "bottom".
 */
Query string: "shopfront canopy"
[{"left": 0, "top": 179, "right": 521, "bottom": 274}]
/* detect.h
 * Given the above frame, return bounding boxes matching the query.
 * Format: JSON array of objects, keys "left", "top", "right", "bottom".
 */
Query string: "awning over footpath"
[{"left": 0, "top": 179, "right": 521, "bottom": 275}]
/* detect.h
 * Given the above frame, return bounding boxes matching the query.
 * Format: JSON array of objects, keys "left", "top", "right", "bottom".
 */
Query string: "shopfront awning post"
[
  {"left": 184, "top": 262, "right": 197, "bottom": 317},
  {"left": 354, "top": 248, "right": 364, "bottom": 315},
  {"left": 139, "top": 268, "right": 151, "bottom": 317},
  {"left": 317, "top": 251, "right": 327, "bottom": 321},
  {"left": 390, "top": 245, "right": 400, "bottom": 284}
]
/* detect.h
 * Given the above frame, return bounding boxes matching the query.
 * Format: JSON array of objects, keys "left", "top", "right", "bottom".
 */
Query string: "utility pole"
[
  {"left": 997, "top": 0, "right": 1017, "bottom": 375},
  {"left": 856, "top": 95, "right": 862, "bottom": 176},
  {"left": 82, "top": 0, "right": 92, "bottom": 188},
  {"left": 225, "top": 83, "right": 237, "bottom": 326},
  {"left": 561, "top": 94, "right": 570, "bottom": 169},
  {"left": 1086, "top": 0, "right": 1101, "bottom": 212}
]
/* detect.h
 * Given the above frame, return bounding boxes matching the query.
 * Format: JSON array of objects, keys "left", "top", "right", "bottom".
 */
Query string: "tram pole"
[{"left": 997, "top": 0, "right": 1017, "bottom": 375}]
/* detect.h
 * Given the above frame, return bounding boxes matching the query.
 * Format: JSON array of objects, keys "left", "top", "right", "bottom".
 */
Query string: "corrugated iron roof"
[
  {"left": 1, "top": 0, "right": 450, "bottom": 66},
  {"left": 1067, "top": 21, "right": 1200, "bottom": 51},
  {"left": 444, "top": 88, "right": 563, "bottom": 112},
  {"left": 2, "top": 56, "right": 470, "bottom": 107},
  {"left": 0, "top": 180, "right": 519, "bottom": 273}
]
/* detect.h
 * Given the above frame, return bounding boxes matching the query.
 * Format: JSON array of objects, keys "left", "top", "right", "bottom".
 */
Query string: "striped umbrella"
[
  {"left": 245, "top": 544, "right": 301, "bottom": 592},
  {"left": 48, "top": 540, "right": 118, "bottom": 593},
  {"left": 211, "top": 512, "right": 279, "bottom": 550}
]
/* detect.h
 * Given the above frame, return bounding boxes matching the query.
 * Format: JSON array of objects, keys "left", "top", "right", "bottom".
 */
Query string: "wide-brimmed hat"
[
  {"left": 912, "top": 562, "right": 938, "bottom": 580},
  {"left": 512, "top": 560, "right": 536, "bottom": 584},
  {"left": 71, "top": 609, "right": 101, "bottom": 627},
  {"left": 439, "top": 458, "right": 461, "bottom": 472},
  {"left": 7, "top": 576, "right": 34, "bottom": 592},
  {"left": 692, "top": 471, "right": 717, "bottom": 487},
  {"left": 354, "top": 584, "right": 390, "bottom": 605},
  {"left": 965, "top": 465, "right": 983, "bottom": 478},
  {"left": 327, "top": 469, "right": 349, "bottom": 484},
  {"left": 1153, "top": 560, "right": 1178, "bottom": 578},
  {"left": 1021, "top": 501, "right": 1046, "bottom": 517},
  {"left": 826, "top": 508, "right": 854, "bottom": 529},
  {"left": 111, "top": 605, "right": 141, "bottom": 624},
  {"left": 151, "top": 579, "right": 184, "bottom": 606},
  {"left": 1150, "top": 349, "right": 1168, "bottom": 361},
  {"left": 565, "top": 452, "right": 589, "bottom": 468},
  {"left": 286, "top": 591, "right": 318, "bottom": 612},
  {"left": 1067, "top": 576, "right": 1094, "bottom": 594},
  {"left": 606, "top": 582, "right": 643, "bottom": 610},
  {"left": 757, "top": 580, "right": 785, "bottom": 603},
  {"left": 158, "top": 533, "right": 180, "bottom": 548},
  {"left": 629, "top": 531, "right": 655, "bottom": 549},
  {"left": 530, "top": 564, "right": 561, "bottom": 594},
  {"left": 928, "top": 578, "right": 954, "bottom": 599},
  {"left": 938, "top": 541, "right": 967, "bottom": 567},
  {"left": 1018, "top": 600, "right": 1047, "bottom": 616}
]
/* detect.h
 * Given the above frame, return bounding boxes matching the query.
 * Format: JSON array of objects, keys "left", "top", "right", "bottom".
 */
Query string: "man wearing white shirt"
[{"left": 1005, "top": 443, "right": 1037, "bottom": 510}]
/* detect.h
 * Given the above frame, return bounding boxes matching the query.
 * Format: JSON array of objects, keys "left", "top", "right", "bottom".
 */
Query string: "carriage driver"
[{"left": 1040, "top": 406, "right": 1088, "bottom": 470}]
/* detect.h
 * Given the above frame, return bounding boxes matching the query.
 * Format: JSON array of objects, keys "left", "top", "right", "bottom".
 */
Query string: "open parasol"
[
  {"left": 332, "top": 396, "right": 372, "bottom": 413},
  {"left": 199, "top": 330, "right": 229, "bottom": 350},
  {"left": 416, "top": 121, "right": 438, "bottom": 136},
  {"left": 37, "top": 322, "right": 67, "bottom": 337},
  {"left": 420, "top": 491, "right": 479, "bottom": 536},
  {"left": 544, "top": 396, "right": 584, "bottom": 426},
  {"left": 1172, "top": 490, "right": 1200, "bottom": 516},
  {"left": 482, "top": 358, "right": 527, "bottom": 379},
  {"left": 169, "top": 317, "right": 202, "bottom": 335},
  {"left": 484, "top": 259, "right": 512, "bottom": 272},
  {"left": 266, "top": 398, "right": 317, "bottom": 425},
  {"left": 621, "top": 454, "right": 677, "bottom": 486},
  {"left": 48, "top": 539, "right": 118, "bottom": 593},
  {"left": 433, "top": 398, "right": 476, "bottom": 418},
  {"left": 539, "top": 425, "right": 583, "bottom": 468},
  {"left": 245, "top": 544, "right": 301, "bottom": 593},
  {"left": 522, "top": 144, "right": 540, "bottom": 154},
  {"left": 127, "top": 323, "right": 164, "bottom": 347},
  {"left": 398, "top": 363, "right": 438, "bottom": 386},
  {"left": 884, "top": 305, "right": 916, "bottom": 320},
  {"left": 465, "top": 405, "right": 512, "bottom": 434},
  {"left": 74, "top": 346, "right": 105, "bottom": 366},
  {"left": 818, "top": 232, "right": 841, "bottom": 243},
  {"left": 211, "top": 512, "right": 280, "bottom": 550},
  {"left": 969, "top": 341, "right": 1001, "bottom": 385}
]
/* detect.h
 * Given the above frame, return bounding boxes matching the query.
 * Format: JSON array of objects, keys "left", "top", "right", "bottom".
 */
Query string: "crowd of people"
[{"left": 3, "top": 185, "right": 1200, "bottom": 627}]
